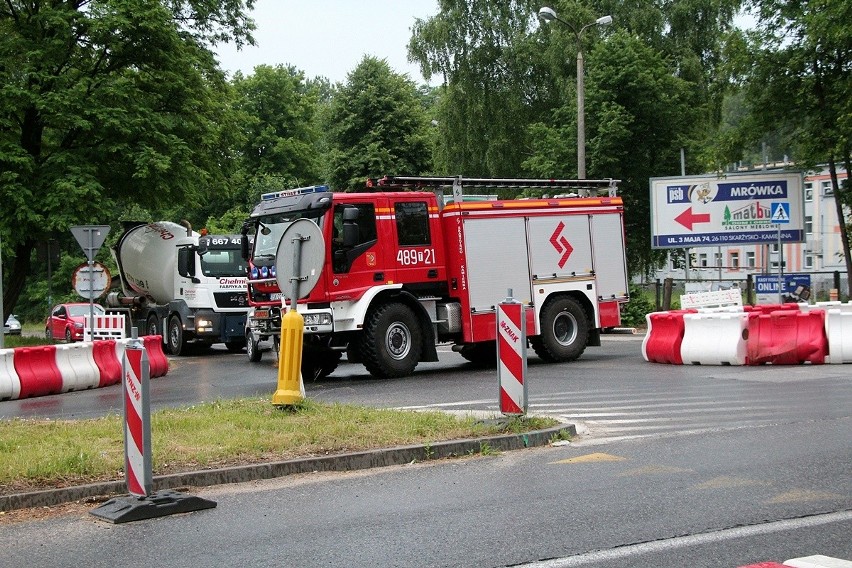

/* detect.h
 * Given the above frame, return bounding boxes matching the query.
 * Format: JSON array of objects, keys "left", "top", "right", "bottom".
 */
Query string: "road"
[
  {"left": 3, "top": 336, "right": 850, "bottom": 447},
  {"left": 1, "top": 335, "right": 850, "bottom": 567}
]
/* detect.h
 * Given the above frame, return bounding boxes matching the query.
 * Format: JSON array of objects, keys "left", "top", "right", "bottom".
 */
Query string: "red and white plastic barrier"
[
  {"left": 0, "top": 336, "right": 168, "bottom": 400},
  {"left": 746, "top": 309, "right": 827, "bottom": 365},
  {"left": 55, "top": 342, "right": 101, "bottom": 392},
  {"left": 644, "top": 303, "right": 852, "bottom": 366},
  {"left": 642, "top": 310, "right": 696, "bottom": 364},
  {"left": 681, "top": 312, "right": 749, "bottom": 365},
  {"left": 824, "top": 309, "right": 852, "bottom": 364},
  {"left": 0, "top": 349, "right": 20, "bottom": 401}
]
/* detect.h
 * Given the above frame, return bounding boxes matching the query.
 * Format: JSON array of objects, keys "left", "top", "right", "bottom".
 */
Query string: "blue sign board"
[
  {"left": 650, "top": 172, "right": 804, "bottom": 249},
  {"left": 754, "top": 273, "right": 812, "bottom": 303}
]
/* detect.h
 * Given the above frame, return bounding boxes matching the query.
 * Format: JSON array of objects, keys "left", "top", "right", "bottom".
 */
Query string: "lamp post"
[{"left": 538, "top": 6, "right": 612, "bottom": 181}]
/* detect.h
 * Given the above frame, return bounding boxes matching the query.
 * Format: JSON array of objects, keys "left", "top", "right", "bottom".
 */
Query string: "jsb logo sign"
[{"left": 549, "top": 222, "right": 573, "bottom": 268}]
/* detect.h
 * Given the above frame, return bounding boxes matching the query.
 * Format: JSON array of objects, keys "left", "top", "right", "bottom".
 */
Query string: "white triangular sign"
[{"left": 70, "top": 225, "right": 111, "bottom": 261}]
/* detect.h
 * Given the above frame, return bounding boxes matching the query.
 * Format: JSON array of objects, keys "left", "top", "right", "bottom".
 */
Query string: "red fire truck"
[{"left": 240, "top": 176, "right": 629, "bottom": 379}]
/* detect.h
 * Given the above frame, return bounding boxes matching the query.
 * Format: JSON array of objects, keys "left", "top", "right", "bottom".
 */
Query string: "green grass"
[
  {"left": 2, "top": 335, "right": 57, "bottom": 348},
  {"left": 0, "top": 398, "right": 558, "bottom": 494}
]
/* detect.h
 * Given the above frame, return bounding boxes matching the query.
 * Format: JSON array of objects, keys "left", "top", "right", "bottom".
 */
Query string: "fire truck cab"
[{"left": 241, "top": 176, "right": 629, "bottom": 380}]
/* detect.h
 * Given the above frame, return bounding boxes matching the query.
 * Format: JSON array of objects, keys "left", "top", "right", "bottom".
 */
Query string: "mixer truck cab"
[{"left": 109, "top": 221, "right": 249, "bottom": 355}]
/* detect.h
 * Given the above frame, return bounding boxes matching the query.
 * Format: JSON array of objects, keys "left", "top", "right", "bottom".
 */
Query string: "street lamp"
[{"left": 538, "top": 6, "right": 612, "bottom": 181}]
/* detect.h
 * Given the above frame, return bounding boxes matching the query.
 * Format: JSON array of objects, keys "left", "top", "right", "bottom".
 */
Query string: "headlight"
[
  {"left": 303, "top": 313, "right": 332, "bottom": 326},
  {"left": 196, "top": 318, "right": 213, "bottom": 332},
  {"left": 74, "top": 322, "right": 84, "bottom": 329}
]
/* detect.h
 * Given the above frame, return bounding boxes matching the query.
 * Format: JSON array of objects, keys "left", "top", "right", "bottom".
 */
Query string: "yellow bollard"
[{"left": 272, "top": 308, "right": 304, "bottom": 406}]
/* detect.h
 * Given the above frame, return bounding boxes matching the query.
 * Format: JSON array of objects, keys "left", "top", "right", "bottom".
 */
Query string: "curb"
[{"left": 0, "top": 424, "right": 575, "bottom": 512}]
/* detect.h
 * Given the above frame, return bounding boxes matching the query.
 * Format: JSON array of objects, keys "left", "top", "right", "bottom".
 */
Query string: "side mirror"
[
  {"left": 342, "top": 206, "right": 360, "bottom": 247},
  {"left": 177, "top": 247, "right": 196, "bottom": 279},
  {"left": 240, "top": 223, "right": 251, "bottom": 260}
]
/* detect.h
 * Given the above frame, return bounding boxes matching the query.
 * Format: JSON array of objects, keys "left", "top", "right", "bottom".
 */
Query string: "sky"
[{"left": 215, "top": 0, "right": 439, "bottom": 84}]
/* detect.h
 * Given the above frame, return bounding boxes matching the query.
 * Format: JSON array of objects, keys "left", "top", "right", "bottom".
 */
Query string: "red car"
[{"left": 45, "top": 303, "right": 105, "bottom": 342}]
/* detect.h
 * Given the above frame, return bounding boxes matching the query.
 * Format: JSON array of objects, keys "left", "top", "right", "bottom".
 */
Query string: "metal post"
[
  {"left": 777, "top": 226, "right": 783, "bottom": 303},
  {"left": 576, "top": 44, "right": 585, "bottom": 182},
  {"left": 88, "top": 230, "right": 95, "bottom": 341},
  {"left": 0, "top": 235, "right": 4, "bottom": 350}
]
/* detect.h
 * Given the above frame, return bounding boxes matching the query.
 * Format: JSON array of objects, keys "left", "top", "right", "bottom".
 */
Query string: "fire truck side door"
[
  {"left": 390, "top": 199, "right": 444, "bottom": 287},
  {"left": 329, "top": 201, "right": 385, "bottom": 298}
]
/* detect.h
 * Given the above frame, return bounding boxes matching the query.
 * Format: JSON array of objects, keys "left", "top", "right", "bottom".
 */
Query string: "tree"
[
  {"left": 0, "top": 0, "right": 255, "bottom": 315},
  {"left": 231, "top": 64, "right": 322, "bottom": 185},
  {"left": 323, "top": 57, "right": 431, "bottom": 190},
  {"left": 409, "top": 0, "right": 554, "bottom": 176},
  {"left": 742, "top": 0, "right": 852, "bottom": 296}
]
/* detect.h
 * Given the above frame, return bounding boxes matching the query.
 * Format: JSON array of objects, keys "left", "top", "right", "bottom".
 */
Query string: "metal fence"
[{"left": 636, "top": 270, "right": 849, "bottom": 310}]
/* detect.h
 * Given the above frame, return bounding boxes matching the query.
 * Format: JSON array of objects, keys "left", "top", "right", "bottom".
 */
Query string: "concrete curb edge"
[{"left": 0, "top": 424, "right": 575, "bottom": 512}]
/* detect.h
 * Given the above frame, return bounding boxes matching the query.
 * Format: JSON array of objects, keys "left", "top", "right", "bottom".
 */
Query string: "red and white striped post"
[
  {"left": 497, "top": 290, "right": 527, "bottom": 416},
  {"left": 91, "top": 328, "right": 217, "bottom": 522},
  {"left": 122, "top": 331, "right": 152, "bottom": 497}
]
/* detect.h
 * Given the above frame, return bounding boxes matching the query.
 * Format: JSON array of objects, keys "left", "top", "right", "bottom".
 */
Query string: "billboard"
[
  {"left": 649, "top": 172, "right": 804, "bottom": 249},
  {"left": 754, "top": 273, "right": 812, "bottom": 304}
]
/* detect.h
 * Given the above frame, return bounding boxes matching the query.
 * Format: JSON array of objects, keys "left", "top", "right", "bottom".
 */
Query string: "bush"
[{"left": 621, "top": 285, "right": 656, "bottom": 327}]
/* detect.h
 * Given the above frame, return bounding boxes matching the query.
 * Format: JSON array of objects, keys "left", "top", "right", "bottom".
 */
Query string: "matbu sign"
[{"left": 649, "top": 172, "right": 804, "bottom": 249}]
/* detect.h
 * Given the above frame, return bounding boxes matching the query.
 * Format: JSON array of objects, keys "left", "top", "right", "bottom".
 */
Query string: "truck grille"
[{"left": 214, "top": 292, "right": 249, "bottom": 309}]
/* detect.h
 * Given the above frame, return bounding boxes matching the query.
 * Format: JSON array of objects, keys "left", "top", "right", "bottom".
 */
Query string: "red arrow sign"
[{"left": 674, "top": 207, "right": 711, "bottom": 231}]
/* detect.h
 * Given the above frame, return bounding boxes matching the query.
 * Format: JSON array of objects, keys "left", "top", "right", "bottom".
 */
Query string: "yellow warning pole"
[{"left": 272, "top": 307, "right": 304, "bottom": 406}]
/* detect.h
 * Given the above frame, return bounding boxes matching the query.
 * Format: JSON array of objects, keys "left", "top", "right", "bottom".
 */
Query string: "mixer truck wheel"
[
  {"left": 168, "top": 316, "right": 186, "bottom": 356},
  {"left": 359, "top": 302, "right": 422, "bottom": 379},
  {"left": 146, "top": 315, "right": 160, "bottom": 337}
]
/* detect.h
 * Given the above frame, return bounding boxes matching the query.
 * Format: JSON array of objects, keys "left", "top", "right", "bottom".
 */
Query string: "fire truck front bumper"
[
  {"left": 301, "top": 310, "right": 333, "bottom": 334},
  {"left": 249, "top": 307, "right": 333, "bottom": 336}
]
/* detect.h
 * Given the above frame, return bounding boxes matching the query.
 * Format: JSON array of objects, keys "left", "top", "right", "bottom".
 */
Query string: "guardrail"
[{"left": 0, "top": 336, "right": 169, "bottom": 401}]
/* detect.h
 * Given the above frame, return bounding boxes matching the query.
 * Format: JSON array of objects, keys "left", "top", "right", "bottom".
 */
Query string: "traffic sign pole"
[{"left": 70, "top": 225, "right": 111, "bottom": 342}]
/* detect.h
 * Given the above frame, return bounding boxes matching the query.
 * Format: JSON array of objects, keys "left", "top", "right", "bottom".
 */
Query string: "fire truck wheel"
[
  {"left": 246, "top": 334, "right": 262, "bottom": 362},
  {"left": 458, "top": 342, "right": 498, "bottom": 367},
  {"left": 360, "top": 302, "right": 422, "bottom": 378},
  {"left": 168, "top": 316, "right": 186, "bottom": 356},
  {"left": 532, "top": 296, "right": 588, "bottom": 363},
  {"left": 301, "top": 349, "right": 341, "bottom": 381}
]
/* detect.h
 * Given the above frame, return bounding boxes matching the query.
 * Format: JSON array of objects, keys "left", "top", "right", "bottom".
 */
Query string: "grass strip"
[{"left": 0, "top": 398, "right": 557, "bottom": 494}]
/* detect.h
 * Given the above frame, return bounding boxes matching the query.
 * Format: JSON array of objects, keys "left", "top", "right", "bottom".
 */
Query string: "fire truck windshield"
[{"left": 253, "top": 214, "right": 324, "bottom": 258}]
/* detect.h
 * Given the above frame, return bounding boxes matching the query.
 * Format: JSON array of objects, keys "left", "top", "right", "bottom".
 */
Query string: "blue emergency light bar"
[{"left": 261, "top": 185, "right": 329, "bottom": 201}]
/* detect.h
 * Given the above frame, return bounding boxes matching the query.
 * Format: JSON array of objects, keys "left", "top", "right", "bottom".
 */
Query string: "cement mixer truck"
[{"left": 108, "top": 221, "right": 249, "bottom": 355}]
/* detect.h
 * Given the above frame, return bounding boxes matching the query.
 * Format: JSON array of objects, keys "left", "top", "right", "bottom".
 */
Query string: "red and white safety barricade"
[
  {"left": 85, "top": 314, "right": 126, "bottom": 341},
  {"left": 497, "top": 296, "right": 527, "bottom": 416},
  {"left": 0, "top": 349, "right": 20, "bottom": 401},
  {"left": 123, "top": 337, "right": 153, "bottom": 497}
]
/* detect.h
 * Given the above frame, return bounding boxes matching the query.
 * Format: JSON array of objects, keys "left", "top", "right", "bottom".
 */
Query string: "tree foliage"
[
  {"left": 409, "top": 0, "right": 552, "bottom": 176},
  {"left": 323, "top": 57, "right": 431, "bottom": 190},
  {"left": 741, "top": 0, "right": 852, "bottom": 294},
  {"left": 0, "top": 0, "right": 255, "bottom": 315}
]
